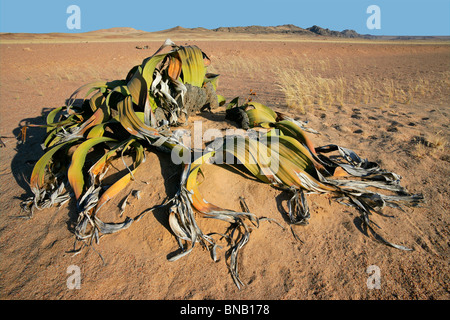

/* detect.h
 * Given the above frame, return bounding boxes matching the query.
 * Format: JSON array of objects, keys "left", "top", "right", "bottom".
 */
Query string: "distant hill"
[
  {"left": 306, "top": 25, "right": 371, "bottom": 38},
  {"left": 211, "top": 24, "right": 374, "bottom": 38},
  {"left": 157, "top": 26, "right": 210, "bottom": 33},
  {"left": 212, "top": 24, "right": 313, "bottom": 35},
  {"left": 85, "top": 27, "right": 144, "bottom": 33}
]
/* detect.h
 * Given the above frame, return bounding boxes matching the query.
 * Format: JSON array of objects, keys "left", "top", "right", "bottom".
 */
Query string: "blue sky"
[{"left": 0, "top": 0, "right": 449, "bottom": 36}]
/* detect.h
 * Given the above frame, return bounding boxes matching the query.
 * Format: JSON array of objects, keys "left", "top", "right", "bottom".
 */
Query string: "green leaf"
[
  {"left": 141, "top": 54, "right": 166, "bottom": 88},
  {"left": 68, "top": 137, "right": 116, "bottom": 200},
  {"left": 217, "top": 95, "right": 226, "bottom": 106},
  {"left": 89, "top": 90, "right": 105, "bottom": 112},
  {"left": 127, "top": 66, "right": 148, "bottom": 108},
  {"left": 247, "top": 101, "right": 277, "bottom": 120},
  {"left": 46, "top": 106, "right": 65, "bottom": 132},
  {"left": 176, "top": 46, "right": 207, "bottom": 87},
  {"left": 30, "top": 140, "right": 74, "bottom": 192},
  {"left": 204, "top": 73, "right": 220, "bottom": 90}
]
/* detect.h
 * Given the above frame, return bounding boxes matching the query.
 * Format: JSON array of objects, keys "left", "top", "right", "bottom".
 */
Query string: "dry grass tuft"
[
  {"left": 275, "top": 58, "right": 450, "bottom": 114},
  {"left": 276, "top": 68, "right": 346, "bottom": 113},
  {"left": 411, "top": 131, "right": 448, "bottom": 159},
  {"left": 429, "top": 131, "right": 448, "bottom": 152}
]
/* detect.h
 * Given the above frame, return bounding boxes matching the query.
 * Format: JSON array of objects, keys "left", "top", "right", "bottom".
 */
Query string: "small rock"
[{"left": 387, "top": 127, "right": 398, "bottom": 132}]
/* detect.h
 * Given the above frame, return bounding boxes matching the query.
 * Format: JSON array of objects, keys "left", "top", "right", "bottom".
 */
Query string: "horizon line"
[{"left": 1, "top": 24, "right": 449, "bottom": 38}]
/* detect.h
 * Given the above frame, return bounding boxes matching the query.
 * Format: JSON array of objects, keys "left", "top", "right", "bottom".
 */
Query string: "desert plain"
[{"left": 0, "top": 27, "right": 449, "bottom": 300}]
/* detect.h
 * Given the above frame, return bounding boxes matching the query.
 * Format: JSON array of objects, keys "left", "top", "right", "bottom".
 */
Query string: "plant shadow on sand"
[
  {"left": 9, "top": 107, "right": 83, "bottom": 236},
  {"left": 11, "top": 108, "right": 52, "bottom": 201}
]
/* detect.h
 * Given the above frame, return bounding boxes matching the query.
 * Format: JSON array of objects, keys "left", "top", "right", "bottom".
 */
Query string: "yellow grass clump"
[{"left": 275, "top": 58, "right": 450, "bottom": 114}]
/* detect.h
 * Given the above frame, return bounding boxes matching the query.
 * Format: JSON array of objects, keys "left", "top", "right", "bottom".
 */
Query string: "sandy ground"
[{"left": 0, "top": 33, "right": 449, "bottom": 300}]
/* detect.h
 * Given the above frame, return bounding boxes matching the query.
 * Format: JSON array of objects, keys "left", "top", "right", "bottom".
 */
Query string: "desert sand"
[{"left": 0, "top": 28, "right": 449, "bottom": 301}]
